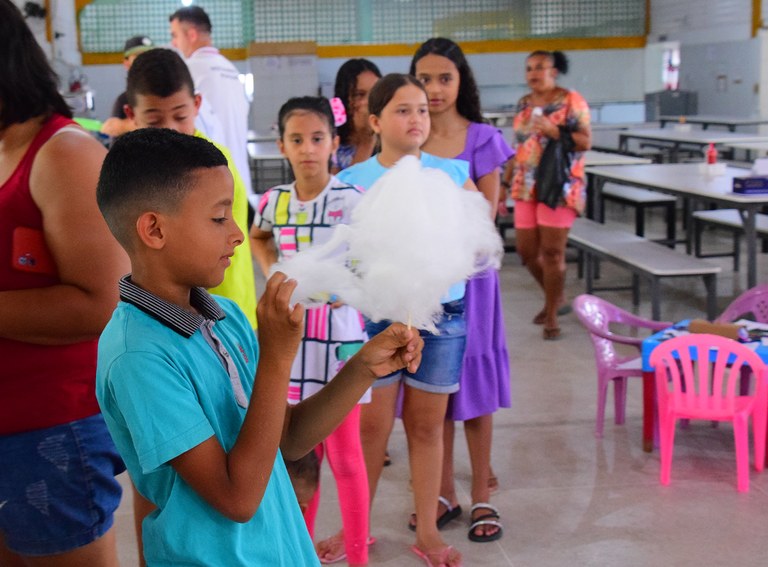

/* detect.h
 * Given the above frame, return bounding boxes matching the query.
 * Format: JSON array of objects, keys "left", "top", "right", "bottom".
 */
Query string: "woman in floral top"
[{"left": 502, "top": 50, "right": 591, "bottom": 340}]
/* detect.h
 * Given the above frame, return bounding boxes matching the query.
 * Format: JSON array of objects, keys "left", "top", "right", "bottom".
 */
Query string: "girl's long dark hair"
[
  {"left": 333, "top": 58, "right": 382, "bottom": 145},
  {"left": 410, "top": 37, "right": 484, "bottom": 123},
  {"left": 0, "top": 0, "right": 72, "bottom": 126}
]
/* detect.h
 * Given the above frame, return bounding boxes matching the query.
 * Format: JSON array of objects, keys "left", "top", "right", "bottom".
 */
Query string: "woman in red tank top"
[{"left": 0, "top": 1, "right": 129, "bottom": 563}]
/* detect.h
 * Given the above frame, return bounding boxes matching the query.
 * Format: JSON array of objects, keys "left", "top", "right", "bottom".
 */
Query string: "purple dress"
[{"left": 446, "top": 122, "right": 514, "bottom": 420}]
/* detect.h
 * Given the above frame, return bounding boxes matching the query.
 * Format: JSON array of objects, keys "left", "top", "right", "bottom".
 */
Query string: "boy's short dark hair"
[
  {"left": 97, "top": 128, "right": 227, "bottom": 249},
  {"left": 169, "top": 6, "right": 212, "bottom": 33},
  {"left": 126, "top": 48, "right": 195, "bottom": 107}
]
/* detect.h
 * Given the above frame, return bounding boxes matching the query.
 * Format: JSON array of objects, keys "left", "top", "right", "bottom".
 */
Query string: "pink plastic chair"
[
  {"left": 573, "top": 294, "right": 671, "bottom": 438},
  {"left": 650, "top": 334, "right": 768, "bottom": 492},
  {"left": 716, "top": 285, "right": 768, "bottom": 324}
]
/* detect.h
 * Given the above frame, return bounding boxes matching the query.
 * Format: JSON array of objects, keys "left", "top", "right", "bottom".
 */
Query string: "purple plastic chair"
[
  {"left": 650, "top": 334, "right": 768, "bottom": 492},
  {"left": 716, "top": 285, "right": 768, "bottom": 397},
  {"left": 716, "top": 285, "right": 768, "bottom": 324},
  {"left": 573, "top": 294, "right": 672, "bottom": 438}
]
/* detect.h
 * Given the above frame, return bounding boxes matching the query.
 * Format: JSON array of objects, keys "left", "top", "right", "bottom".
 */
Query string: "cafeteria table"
[
  {"left": 658, "top": 114, "right": 768, "bottom": 132},
  {"left": 586, "top": 163, "right": 768, "bottom": 288}
]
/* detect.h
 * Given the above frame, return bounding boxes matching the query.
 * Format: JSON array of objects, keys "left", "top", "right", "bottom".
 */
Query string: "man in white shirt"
[{"left": 169, "top": 6, "right": 252, "bottom": 194}]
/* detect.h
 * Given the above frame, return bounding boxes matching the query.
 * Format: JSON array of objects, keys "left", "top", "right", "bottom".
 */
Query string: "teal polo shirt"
[{"left": 96, "top": 276, "right": 318, "bottom": 566}]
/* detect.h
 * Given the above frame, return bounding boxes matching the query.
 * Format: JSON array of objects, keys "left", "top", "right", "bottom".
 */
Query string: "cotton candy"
[{"left": 271, "top": 155, "right": 503, "bottom": 333}]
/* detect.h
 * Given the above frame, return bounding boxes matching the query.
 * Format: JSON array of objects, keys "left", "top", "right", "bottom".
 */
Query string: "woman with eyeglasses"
[{"left": 501, "top": 50, "right": 591, "bottom": 340}]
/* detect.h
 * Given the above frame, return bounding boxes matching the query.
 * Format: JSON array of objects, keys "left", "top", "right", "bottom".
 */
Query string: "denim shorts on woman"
[
  {"left": 364, "top": 299, "right": 467, "bottom": 394},
  {"left": 0, "top": 413, "right": 125, "bottom": 556}
]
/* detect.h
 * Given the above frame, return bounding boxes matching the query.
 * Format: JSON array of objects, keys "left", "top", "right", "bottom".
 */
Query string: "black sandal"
[
  {"left": 408, "top": 496, "right": 462, "bottom": 532},
  {"left": 468, "top": 502, "right": 503, "bottom": 543}
]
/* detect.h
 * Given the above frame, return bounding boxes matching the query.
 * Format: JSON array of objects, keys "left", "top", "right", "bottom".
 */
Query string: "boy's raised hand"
[
  {"left": 358, "top": 323, "right": 423, "bottom": 377},
  {"left": 256, "top": 272, "right": 305, "bottom": 367}
]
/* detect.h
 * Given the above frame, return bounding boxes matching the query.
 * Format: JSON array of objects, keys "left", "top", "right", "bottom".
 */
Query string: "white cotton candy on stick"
[
  {"left": 271, "top": 224, "right": 362, "bottom": 307},
  {"left": 271, "top": 155, "right": 503, "bottom": 332}
]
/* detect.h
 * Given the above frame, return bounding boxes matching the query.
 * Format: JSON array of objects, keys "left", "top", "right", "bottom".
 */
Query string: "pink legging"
[{"left": 303, "top": 404, "right": 369, "bottom": 565}]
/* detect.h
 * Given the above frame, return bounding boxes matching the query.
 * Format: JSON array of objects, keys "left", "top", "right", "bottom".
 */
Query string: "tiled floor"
[{"left": 113, "top": 206, "right": 768, "bottom": 566}]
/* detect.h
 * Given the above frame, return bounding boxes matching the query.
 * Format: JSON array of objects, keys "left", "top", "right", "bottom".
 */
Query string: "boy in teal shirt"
[{"left": 95, "top": 128, "right": 422, "bottom": 565}]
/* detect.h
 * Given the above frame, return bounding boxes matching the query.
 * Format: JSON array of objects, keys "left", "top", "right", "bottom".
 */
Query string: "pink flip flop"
[
  {"left": 317, "top": 535, "right": 376, "bottom": 564},
  {"left": 410, "top": 544, "right": 463, "bottom": 567}
]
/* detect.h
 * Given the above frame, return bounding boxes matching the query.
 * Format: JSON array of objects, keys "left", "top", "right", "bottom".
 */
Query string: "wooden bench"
[
  {"left": 601, "top": 183, "right": 677, "bottom": 245},
  {"left": 692, "top": 209, "right": 768, "bottom": 271},
  {"left": 568, "top": 218, "right": 720, "bottom": 320}
]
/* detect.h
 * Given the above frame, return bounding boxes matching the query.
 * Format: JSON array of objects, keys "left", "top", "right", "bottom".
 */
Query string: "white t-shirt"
[{"left": 186, "top": 46, "right": 252, "bottom": 194}]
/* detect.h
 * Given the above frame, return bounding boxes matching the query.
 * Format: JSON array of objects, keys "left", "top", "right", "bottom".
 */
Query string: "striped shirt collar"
[{"left": 118, "top": 275, "right": 225, "bottom": 338}]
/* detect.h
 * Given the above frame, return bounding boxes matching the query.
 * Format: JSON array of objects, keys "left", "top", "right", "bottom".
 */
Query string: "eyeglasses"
[{"left": 525, "top": 64, "right": 553, "bottom": 73}]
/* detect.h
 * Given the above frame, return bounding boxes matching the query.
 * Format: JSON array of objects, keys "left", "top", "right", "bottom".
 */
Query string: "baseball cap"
[{"left": 123, "top": 36, "right": 154, "bottom": 58}]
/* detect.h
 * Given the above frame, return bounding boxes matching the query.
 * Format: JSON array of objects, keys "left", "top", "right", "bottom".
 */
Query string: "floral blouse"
[{"left": 511, "top": 88, "right": 591, "bottom": 214}]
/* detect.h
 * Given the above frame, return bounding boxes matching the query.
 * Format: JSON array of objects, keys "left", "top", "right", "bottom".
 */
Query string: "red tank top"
[{"left": 0, "top": 114, "right": 101, "bottom": 435}]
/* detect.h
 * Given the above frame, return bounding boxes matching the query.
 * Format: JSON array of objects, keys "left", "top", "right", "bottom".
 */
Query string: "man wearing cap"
[
  {"left": 100, "top": 36, "right": 154, "bottom": 138},
  {"left": 169, "top": 6, "right": 252, "bottom": 194}
]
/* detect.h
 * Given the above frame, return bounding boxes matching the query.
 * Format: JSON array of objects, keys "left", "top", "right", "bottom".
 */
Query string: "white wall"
[
  {"left": 81, "top": 48, "right": 644, "bottom": 123},
  {"left": 15, "top": 0, "right": 93, "bottom": 112},
  {"left": 317, "top": 48, "right": 645, "bottom": 111},
  {"left": 69, "top": 0, "right": 768, "bottom": 123},
  {"left": 649, "top": 0, "right": 751, "bottom": 44},
  {"left": 760, "top": 30, "right": 768, "bottom": 126},
  {"left": 249, "top": 56, "right": 317, "bottom": 132},
  {"left": 13, "top": 0, "right": 48, "bottom": 53},
  {"left": 649, "top": 0, "right": 764, "bottom": 120},
  {"left": 679, "top": 38, "right": 761, "bottom": 117},
  {"left": 86, "top": 65, "right": 129, "bottom": 119}
]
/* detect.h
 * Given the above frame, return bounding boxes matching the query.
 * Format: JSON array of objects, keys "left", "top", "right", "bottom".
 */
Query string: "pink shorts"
[{"left": 514, "top": 200, "right": 577, "bottom": 229}]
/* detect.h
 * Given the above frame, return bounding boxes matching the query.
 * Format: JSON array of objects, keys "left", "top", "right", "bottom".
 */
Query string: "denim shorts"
[
  {"left": 365, "top": 299, "right": 467, "bottom": 394},
  {"left": 0, "top": 414, "right": 125, "bottom": 556}
]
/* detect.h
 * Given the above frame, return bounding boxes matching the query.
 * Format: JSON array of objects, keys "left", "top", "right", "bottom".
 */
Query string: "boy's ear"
[
  {"left": 135, "top": 212, "right": 167, "bottom": 250},
  {"left": 124, "top": 105, "right": 136, "bottom": 122},
  {"left": 193, "top": 93, "right": 202, "bottom": 114}
]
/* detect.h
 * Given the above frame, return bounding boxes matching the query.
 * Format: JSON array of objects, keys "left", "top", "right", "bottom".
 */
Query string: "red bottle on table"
[{"left": 706, "top": 143, "right": 718, "bottom": 164}]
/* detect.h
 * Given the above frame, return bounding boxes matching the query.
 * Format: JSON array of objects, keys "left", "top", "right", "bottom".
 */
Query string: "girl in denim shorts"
[{"left": 336, "top": 73, "right": 473, "bottom": 567}]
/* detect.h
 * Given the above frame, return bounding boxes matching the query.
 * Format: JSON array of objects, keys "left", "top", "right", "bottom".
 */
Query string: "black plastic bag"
[{"left": 535, "top": 127, "right": 575, "bottom": 210}]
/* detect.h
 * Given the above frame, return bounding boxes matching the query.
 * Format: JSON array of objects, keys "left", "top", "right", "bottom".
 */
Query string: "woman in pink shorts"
[{"left": 502, "top": 50, "right": 592, "bottom": 340}]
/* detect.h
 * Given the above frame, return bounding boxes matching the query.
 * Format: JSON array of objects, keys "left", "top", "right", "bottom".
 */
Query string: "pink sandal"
[
  {"left": 317, "top": 535, "right": 376, "bottom": 564},
  {"left": 410, "top": 544, "right": 463, "bottom": 567}
]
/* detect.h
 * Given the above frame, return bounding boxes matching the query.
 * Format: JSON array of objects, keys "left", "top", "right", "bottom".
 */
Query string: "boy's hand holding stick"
[{"left": 358, "top": 322, "right": 422, "bottom": 378}]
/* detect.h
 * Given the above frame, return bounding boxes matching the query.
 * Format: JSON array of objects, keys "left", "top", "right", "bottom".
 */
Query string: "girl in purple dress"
[{"left": 410, "top": 37, "right": 512, "bottom": 543}]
